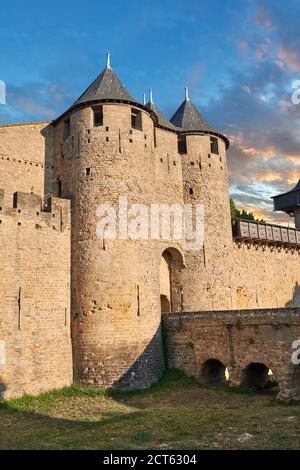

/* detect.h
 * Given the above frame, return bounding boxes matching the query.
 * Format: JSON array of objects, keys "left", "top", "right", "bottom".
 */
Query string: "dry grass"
[{"left": 0, "top": 370, "right": 299, "bottom": 450}]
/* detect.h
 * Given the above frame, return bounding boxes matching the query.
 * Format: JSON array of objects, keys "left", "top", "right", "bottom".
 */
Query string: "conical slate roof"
[
  {"left": 146, "top": 100, "right": 178, "bottom": 131},
  {"left": 73, "top": 63, "right": 141, "bottom": 107},
  {"left": 170, "top": 90, "right": 229, "bottom": 148},
  {"left": 170, "top": 99, "right": 216, "bottom": 133}
]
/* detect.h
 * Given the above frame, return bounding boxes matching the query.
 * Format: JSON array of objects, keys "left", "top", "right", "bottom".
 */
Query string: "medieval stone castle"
[{"left": 1, "top": 55, "right": 300, "bottom": 401}]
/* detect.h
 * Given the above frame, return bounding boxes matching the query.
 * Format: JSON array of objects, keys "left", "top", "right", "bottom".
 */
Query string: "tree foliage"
[{"left": 230, "top": 198, "right": 265, "bottom": 223}]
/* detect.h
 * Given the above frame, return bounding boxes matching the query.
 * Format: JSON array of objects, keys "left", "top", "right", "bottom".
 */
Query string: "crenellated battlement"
[{"left": 0, "top": 190, "right": 70, "bottom": 232}]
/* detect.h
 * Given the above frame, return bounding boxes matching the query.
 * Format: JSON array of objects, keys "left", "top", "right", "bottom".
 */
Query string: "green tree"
[{"left": 230, "top": 198, "right": 265, "bottom": 223}]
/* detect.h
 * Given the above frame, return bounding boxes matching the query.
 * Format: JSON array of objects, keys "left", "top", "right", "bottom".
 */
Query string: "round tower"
[
  {"left": 170, "top": 87, "right": 233, "bottom": 311},
  {"left": 52, "top": 56, "right": 168, "bottom": 389}
]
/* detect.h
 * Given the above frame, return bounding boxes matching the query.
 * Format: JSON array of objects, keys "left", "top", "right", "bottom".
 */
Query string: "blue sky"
[{"left": 1, "top": 0, "right": 300, "bottom": 222}]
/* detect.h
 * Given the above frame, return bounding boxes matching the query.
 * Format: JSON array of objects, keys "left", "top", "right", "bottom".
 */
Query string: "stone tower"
[
  {"left": 51, "top": 55, "right": 175, "bottom": 389},
  {"left": 170, "top": 88, "right": 233, "bottom": 311},
  {"left": 50, "top": 54, "right": 232, "bottom": 389}
]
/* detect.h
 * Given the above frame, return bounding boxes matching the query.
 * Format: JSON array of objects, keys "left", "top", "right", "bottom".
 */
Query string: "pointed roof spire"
[
  {"left": 106, "top": 51, "right": 111, "bottom": 69},
  {"left": 72, "top": 53, "right": 141, "bottom": 107},
  {"left": 185, "top": 86, "right": 190, "bottom": 101},
  {"left": 149, "top": 89, "right": 154, "bottom": 105},
  {"left": 146, "top": 92, "right": 178, "bottom": 131},
  {"left": 170, "top": 95, "right": 229, "bottom": 148}
]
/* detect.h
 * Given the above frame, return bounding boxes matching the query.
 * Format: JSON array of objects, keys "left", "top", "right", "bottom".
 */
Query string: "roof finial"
[
  {"left": 149, "top": 89, "right": 154, "bottom": 105},
  {"left": 185, "top": 86, "right": 190, "bottom": 101},
  {"left": 106, "top": 51, "right": 111, "bottom": 68},
  {"left": 143, "top": 93, "right": 146, "bottom": 105}
]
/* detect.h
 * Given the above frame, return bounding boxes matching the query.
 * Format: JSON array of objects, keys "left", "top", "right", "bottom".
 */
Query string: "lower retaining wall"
[{"left": 162, "top": 308, "right": 300, "bottom": 401}]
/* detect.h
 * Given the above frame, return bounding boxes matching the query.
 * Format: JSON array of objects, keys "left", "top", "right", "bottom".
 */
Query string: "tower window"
[
  {"left": 153, "top": 128, "right": 157, "bottom": 148},
  {"left": 210, "top": 136, "right": 219, "bottom": 155},
  {"left": 189, "top": 188, "right": 194, "bottom": 195},
  {"left": 93, "top": 107, "right": 103, "bottom": 127},
  {"left": 131, "top": 108, "right": 142, "bottom": 131},
  {"left": 57, "top": 180, "right": 62, "bottom": 197},
  {"left": 63, "top": 119, "right": 70, "bottom": 140},
  {"left": 178, "top": 135, "right": 187, "bottom": 155}
]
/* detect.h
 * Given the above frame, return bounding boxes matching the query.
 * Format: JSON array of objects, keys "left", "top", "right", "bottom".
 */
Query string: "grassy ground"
[{"left": 0, "top": 370, "right": 299, "bottom": 450}]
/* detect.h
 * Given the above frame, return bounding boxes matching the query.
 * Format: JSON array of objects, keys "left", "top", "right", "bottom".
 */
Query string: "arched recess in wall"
[
  {"left": 160, "top": 248, "right": 185, "bottom": 314},
  {"left": 241, "top": 363, "right": 277, "bottom": 391},
  {"left": 200, "top": 359, "right": 228, "bottom": 386}
]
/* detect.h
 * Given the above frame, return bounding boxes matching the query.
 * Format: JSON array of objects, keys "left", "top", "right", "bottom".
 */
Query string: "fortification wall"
[
  {"left": 0, "top": 190, "right": 72, "bottom": 399},
  {"left": 163, "top": 308, "right": 300, "bottom": 401},
  {"left": 0, "top": 122, "right": 54, "bottom": 205},
  {"left": 232, "top": 242, "right": 300, "bottom": 309}
]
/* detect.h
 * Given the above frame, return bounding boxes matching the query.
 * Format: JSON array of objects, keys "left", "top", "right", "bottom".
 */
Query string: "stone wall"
[
  {"left": 0, "top": 122, "right": 54, "bottom": 205},
  {"left": 1, "top": 103, "right": 300, "bottom": 397},
  {"left": 232, "top": 242, "right": 300, "bottom": 309},
  {"left": 0, "top": 190, "right": 72, "bottom": 399},
  {"left": 163, "top": 308, "right": 300, "bottom": 400}
]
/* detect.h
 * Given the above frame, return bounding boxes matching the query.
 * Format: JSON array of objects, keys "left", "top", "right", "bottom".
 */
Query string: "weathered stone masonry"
[
  {"left": 0, "top": 56, "right": 300, "bottom": 399},
  {"left": 163, "top": 309, "right": 300, "bottom": 400},
  {"left": 0, "top": 191, "right": 72, "bottom": 398}
]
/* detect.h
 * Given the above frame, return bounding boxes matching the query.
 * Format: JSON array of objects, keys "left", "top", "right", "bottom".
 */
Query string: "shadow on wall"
[
  {"left": 285, "top": 282, "right": 300, "bottom": 308},
  {"left": 109, "top": 324, "right": 165, "bottom": 391},
  {"left": 0, "top": 381, "right": 6, "bottom": 401}
]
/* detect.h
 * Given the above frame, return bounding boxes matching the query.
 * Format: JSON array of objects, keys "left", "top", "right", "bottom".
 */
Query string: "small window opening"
[
  {"left": 57, "top": 180, "right": 62, "bottom": 197},
  {"left": 85, "top": 167, "right": 92, "bottom": 176},
  {"left": 210, "top": 136, "right": 219, "bottom": 155},
  {"left": 131, "top": 108, "right": 142, "bottom": 131},
  {"left": 153, "top": 128, "right": 157, "bottom": 148},
  {"left": 189, "top": 188, "right": 193, "bottom": 195},
  {"left": 63, "top": 119, "right": 70, "bottom": 140},
  {"left": 178, "top": 135, "right": 187, "bottom": 154},
  {"left": 93, "top": 107, "right": 103, "bottom": 127}
]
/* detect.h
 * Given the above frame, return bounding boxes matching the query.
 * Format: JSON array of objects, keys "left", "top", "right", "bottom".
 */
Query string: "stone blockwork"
[
  {"left": 0, "top": 122, "right": 54, "bottom": 205},
  {"left": 0, "top": 190, "right": 72, "bottom": 399},
  {"left": 232, "top": 243, "right": 300, "bottom": 309},
  {"left": 1, "top": 67, "right": 300, "bottom": 398},
  {"left": 163, "top": 309, "right": 300, "bottom": 400},
  {"left": 53, "top": 104, "right": 184, "bottom": 389}
]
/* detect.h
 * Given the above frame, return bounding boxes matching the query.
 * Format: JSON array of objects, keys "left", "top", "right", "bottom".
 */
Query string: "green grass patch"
[{"left": 0, "top": 369, "right": 300, "bottom": 450}]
